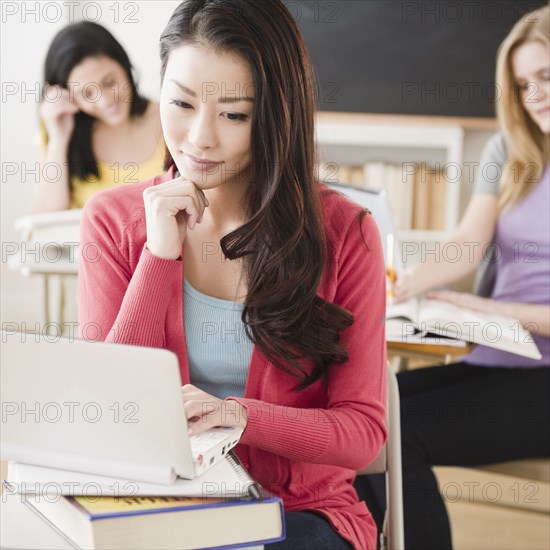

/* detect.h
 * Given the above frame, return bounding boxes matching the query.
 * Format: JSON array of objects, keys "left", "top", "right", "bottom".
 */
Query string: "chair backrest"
[
  {"left": 329, "top": 183, "right": 404, "bottom": 548},
  {"left": 357, "top": 368, "right": 404, "bottom": 550},
  {"left": 325, "top": 182, "right": 403, "bottom": 270},
  {"left": 472, "top": 242, "right": 497, "bottom": 297}
]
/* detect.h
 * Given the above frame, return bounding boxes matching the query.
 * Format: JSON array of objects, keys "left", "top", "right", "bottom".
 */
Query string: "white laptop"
[
  {"left": 326, "top": 182, "right": 404, "bottom": 270},
  {"left": 0, "top": 331, "right": 242, "bottom": 485}
]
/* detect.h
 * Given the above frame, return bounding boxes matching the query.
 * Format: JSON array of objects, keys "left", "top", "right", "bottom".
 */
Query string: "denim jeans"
[{"left": 266, "top": 510, "right": 353, "bottom": 549}]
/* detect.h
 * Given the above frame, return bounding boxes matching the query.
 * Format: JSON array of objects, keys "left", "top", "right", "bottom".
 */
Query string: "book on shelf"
[
  {"left": 386, "top": 297, "right": 542, "bottom": 359},
  {"left": 363, "top": 160, "right": 386, "bottom": 192},
  {"left": 362, "top": 161, "right": 413, "bottom": 230},
  {"left": 9, "top": 487, "right": 283, "bottom": 550},
  {"left": 411, "top": 165, "right": 430, "bottom": 230},
  {"left": 411, "top": 164, "right": 448, "bottom": 231},
  {"left": 428, "top": 168, "right": 447, "bottom": 231},
  {"left": 392, "top": 162, "right": 414, "bottom": 231}
]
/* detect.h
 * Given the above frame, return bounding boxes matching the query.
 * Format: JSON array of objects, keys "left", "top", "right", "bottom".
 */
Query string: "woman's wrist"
[{"left": 225, "top": 398, "right": 249, "bottom": 431}]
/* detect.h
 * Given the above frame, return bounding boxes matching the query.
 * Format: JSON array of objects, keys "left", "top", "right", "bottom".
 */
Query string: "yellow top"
[
  {"left": 36, "top": 123, "right": 166, "bottom": 209},
  {"left": 69, "top": 140, "right": 166, "bottom": 209}
]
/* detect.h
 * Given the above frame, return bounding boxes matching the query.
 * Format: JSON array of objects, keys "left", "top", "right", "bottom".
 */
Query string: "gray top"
[
  {"left": 473, "top": 133, "right": 508, "bottom": 196},
  {"left": 183, "top": 278, "right": 253, "bottom": 399}
]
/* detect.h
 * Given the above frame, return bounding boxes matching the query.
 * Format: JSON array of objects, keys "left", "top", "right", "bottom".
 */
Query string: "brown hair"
[
  {"left": 159, "top": 0, "right": 356, "bottom": 389},
  {"left": 496, "top": 4, "right": 549, "bottom": 210}
]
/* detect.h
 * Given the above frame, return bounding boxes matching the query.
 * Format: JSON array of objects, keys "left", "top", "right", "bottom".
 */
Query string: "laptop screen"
[{"left": 324, "top": 182, "right": 403, "bottom": 270}]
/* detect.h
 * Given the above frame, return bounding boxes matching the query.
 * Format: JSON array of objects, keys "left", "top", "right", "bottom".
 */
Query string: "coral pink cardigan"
[{"left": 78, "top": 166, "right": 387, "bottom": 549}]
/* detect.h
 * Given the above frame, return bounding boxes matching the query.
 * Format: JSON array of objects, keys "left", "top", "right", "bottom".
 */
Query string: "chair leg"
[{"left": 390, "top": 355, "right": 407, "bottom": 372}]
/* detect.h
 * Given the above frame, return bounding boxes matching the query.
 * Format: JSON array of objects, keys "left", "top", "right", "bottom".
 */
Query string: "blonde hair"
[{"left": 496, "top": 4, "right": 549, "bottom": 210}]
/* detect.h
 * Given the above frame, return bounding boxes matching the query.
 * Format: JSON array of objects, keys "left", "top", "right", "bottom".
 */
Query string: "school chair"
[
  {"left": 357, "top": 367, "right": 404, "bottom": 550},
  {"left": 11, "top": 210, "right": 81, "bottom": 332},
  {"left": 325, "top": 183, "right": 405, "bottom": 548}
]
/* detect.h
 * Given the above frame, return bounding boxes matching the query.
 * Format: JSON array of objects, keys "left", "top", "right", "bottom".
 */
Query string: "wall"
[
  {"left": 1, "top": 1, "right": 497, "bottom": 330},
  {"left": 1, "top": 0, "right": 179, "bottom": 328}
]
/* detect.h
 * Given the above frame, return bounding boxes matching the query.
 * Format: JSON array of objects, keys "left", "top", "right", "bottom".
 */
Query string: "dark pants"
[
  {"left": 266, "top": 511, "right": 352, "bottom": 549},
  {"left": 355, "top": 362, "right": 550, "bottom": 550}
]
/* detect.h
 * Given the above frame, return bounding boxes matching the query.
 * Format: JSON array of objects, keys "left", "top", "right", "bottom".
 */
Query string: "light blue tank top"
[{"left": 183, "top": 277, "right": 253, "bottom": 399}]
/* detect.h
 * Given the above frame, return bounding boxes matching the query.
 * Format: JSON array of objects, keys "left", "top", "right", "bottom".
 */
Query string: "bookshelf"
[{"left": 315, "top": 112, "right": 498, "bottom": 252}]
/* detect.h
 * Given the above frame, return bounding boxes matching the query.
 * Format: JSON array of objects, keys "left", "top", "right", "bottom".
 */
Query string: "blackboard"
[{"left": 283, "top": 0, "right": 547, "bottom": 117}]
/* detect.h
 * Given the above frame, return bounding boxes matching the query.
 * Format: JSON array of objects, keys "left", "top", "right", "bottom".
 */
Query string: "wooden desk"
[
  {"left": 8, "top": 252, "right": 78, "bottom": 329},
  {"left": 11, "top": 211, "right": 81, "bottom": 329},
  {"left": 387, "top": 341, "right": 472, "bottom": 371}
]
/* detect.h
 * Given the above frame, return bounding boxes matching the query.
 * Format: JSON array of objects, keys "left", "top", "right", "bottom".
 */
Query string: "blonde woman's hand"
[
  {"left": 40, "top": 84, "right": 79, "bottom": 146},
  {"left": 143, "top": 175, "right": 209, "bottom": 260},
  {"left": 427, "top": 290, "right": 497, "bottom": 315}
]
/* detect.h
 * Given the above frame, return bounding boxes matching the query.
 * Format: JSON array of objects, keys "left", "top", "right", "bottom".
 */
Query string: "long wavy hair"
[
  {"left": 496, "top": 4, "right": 549, "bottom": 210},
  {"left": 43, "top": 21, "right": 149, "bottom": 185},
  {"left": 160, "top": 0, "right": 355, "bottom": 389}
]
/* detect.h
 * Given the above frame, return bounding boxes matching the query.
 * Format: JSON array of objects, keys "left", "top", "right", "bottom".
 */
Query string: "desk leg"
[{"left": 43, "top": 274, "right": 50, "bottom": 328}]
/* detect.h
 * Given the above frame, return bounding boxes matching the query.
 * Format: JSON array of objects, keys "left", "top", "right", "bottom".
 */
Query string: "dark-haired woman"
[
  {"left": 79, "top": 2, "right": 386, "bottom": 548},
  {"left": 32, "top": 21, "right": 164, "bottom": 213}
]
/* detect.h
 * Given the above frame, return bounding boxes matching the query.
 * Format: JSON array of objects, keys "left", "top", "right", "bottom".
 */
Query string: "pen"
[
  {"left": 248, "top": 481, "right": 263, "bottom": 501},
  {"left": 387, "top": 233, "right": 395, "bottom": 301}
]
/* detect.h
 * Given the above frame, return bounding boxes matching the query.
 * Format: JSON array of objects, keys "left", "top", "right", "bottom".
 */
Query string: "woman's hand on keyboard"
[{"left": 182, "top": 384, "right": 248, "bottom": 436}]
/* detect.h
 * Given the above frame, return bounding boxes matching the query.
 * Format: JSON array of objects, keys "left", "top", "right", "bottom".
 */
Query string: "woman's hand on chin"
[{"left": 143, "top": 175, "right": 209, "bottom": 260}]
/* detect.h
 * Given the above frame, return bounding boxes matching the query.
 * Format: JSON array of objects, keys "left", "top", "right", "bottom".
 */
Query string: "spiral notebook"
[{"left": 6, "top": 452, "right": 262, "bottom": 498}]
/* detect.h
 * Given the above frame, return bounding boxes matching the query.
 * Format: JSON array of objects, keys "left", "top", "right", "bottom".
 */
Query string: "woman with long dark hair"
[
  {"left": 33, "top": 21, "right": 164, "bottom": 213},
  {"left": 78, "top": 1, "right": 387, "bottom": 548}
]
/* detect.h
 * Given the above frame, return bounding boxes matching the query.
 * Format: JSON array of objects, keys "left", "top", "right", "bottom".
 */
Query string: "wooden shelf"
[
  {"left": 316, "top": 111, "right": 498, "bottom": 131},
  {"left": 315, "top": 114, "right": 468, "bottom": 234}
]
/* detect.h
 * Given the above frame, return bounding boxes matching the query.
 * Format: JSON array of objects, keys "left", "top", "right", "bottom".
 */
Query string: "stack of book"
[
  {"left": 4, "top": 454, "right": 285, "bottom": 550},
  {"left": 1, "top": 334, "right": 285, "bottom": 549}
]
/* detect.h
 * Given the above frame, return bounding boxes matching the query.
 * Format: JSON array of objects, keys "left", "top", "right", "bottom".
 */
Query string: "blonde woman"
[{"left": 359, "top": 6, "right": 549, "bottom": 549}]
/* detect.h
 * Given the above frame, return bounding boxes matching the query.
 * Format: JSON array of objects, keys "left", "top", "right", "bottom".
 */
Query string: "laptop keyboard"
[{"left": 190, "top": 429, "right": 230, "bottom": 455}]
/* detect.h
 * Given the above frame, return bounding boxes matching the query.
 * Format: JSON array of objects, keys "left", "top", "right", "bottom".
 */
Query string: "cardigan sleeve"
[
  {"left": 78, "top": 193, "right": 181, "bottom": 347},
  {"left": 228, "top": 212, "right": 388, "bottom": 470}
]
